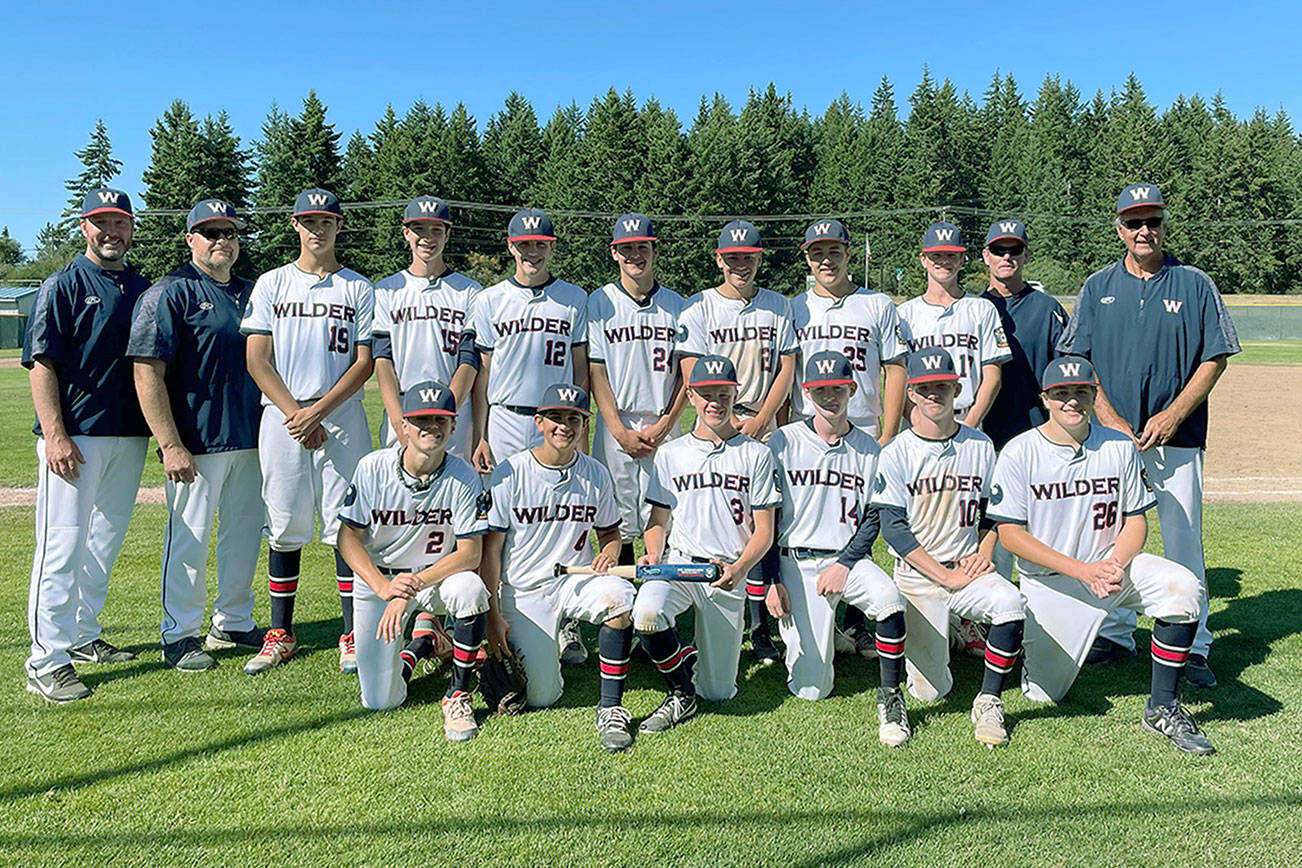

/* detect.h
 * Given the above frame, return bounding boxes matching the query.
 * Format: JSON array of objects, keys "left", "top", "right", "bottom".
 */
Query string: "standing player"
[
  {"left": 990, "top": 357, "right": 1214, "bottom": 754},
  {"left": 481, "top": 383, "right": 636, "bottom": 752},
  {"left": 337, "top": 382, "right": 490, "bottom": 742},
  {"left": 372, "top": 196, "right": 481, "bottom": 460},
  {"left": 633, "top": 356, "right": 780, "bottom": 733},
  {"left": 764, "top": 352, "right": 911, "bottom": 747},
  {"left": 240, "top": 189, "right": 375, "bottom": 675},
  {"left": 587, "top": 213, "right": 687, "bottom": 565},
  {"left": 871, "top": 348, "right": 1026, "bottom": 747},
  {"left": 23, "top": 188, "right": 150, "bottom": 702},
  {"left": 1058, "top": 183, "right": 1239, "bottom": 685},
  {"left": 896, "top": 222, "right": 1011, "bottom": 431},
  {"left": 675, "top": 220, "right": 796, "bottom": 664},
  {"left": 129, "top": 199, "right": 264, "bottom": 671}
]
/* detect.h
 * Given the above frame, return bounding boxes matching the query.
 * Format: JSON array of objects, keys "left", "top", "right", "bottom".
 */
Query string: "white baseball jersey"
[
  {"left": 896, "top": 295, "right": 1011, "bottom": 413},
  {"left": 470, "top": 277, "right": 587, "bottom": 407},
  {"left": 646, "top": 433, "right": 781, "bottom": 562},
  {"left": 240, "top": 263, "right": 375, "bottom": 404},
  {"left": 586, "top": 282, "right": 686, "bottom": 414},
  {"left": 339, "top": 445, "right": 487, "bottom": 570},
  {"left": 988, "top": 425, "right": 1156, "bottom": 576},
  {"left": 768, "top": 420, "right": 879, "bottom": 551},
  {"left": 373, "top": 268, "right": 482, "bottom": 389},
  {"left": 487, "top": 451, "right": 620, "bottom": 591},
  {"left": 676, "top": 287, "right": 796, "bottom": 412},
  {"left": 790, "top": 288, "right": 907, "bottom": 428},
  {"left": 871, "top": 426, "right": 995, "bottom": 564}
]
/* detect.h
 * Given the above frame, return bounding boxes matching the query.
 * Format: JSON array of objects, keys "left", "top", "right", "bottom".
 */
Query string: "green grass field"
[
  {"left": 1233, "top": 341, "right": 1302, "bottom": 366},
  {"left": 1, "top": 502, "right": 1300, "bottom": 865}
]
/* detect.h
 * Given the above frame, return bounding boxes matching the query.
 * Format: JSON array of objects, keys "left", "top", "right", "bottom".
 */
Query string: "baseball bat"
[{"left": 552, "top": 562, "right": 720, "bottom": 582}]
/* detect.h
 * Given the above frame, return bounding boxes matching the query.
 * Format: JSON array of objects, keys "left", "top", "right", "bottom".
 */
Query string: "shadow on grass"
[{"left": 1193, "top": 584, "right": 1298, "bottom": 722}]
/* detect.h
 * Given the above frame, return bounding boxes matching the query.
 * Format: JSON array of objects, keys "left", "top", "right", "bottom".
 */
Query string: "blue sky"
[{"left": 2, "top": 0, "right": 1297, "bottom": 254}]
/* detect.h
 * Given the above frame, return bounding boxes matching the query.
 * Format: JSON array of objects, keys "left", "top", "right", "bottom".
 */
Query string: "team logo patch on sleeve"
[
  {"left": 990, "top": 483, "right": 1003, "bottom": 506},
  {"left": 676, "top": 324, "right": 689, "bottom": 343},
  {"left": 995, "top": 326, "right": 1008, "bottom": 348},
  {"left": 343, "top": 485, "right": 357, "bottom": 507},
  {"left": 476, "top": 489, "right": 493, "bottom": 520}
]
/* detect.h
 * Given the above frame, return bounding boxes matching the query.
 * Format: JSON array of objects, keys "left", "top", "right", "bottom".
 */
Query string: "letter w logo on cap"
[
  {"left": 557, "top": 387, "right": 579, "bottom": 403},
  {"left": 521, "top": 215, "right": 542, "bottom": 229},
  {"left": 704, "top": 360, "right": 726, "bottom": 375},
  {"left": 999, "top": 221, "right": 1019, "bottom": 233},
  {"left": 933, "top": 228, "right": 954, "bottom": 241},
  {"left": 418, "top": 200, "right": 441, "bottom": 213},
  {"left": 729, "top": 228, "right": 748, "bottom": 242},
  {"left": 207, "top": 202, "right": 226, "bottom": 213},
  {"left": 812, "top": 222, "right": 832, "bottom": 236},
  {"left": 97, "top": 191, "right": 117, "bottom": 204},
  {"left": 621, "top": 218, "right": 641, "bottom": 232},
  {"left": 921, "top": 354, "right": 943, "bottom": 370},
  {"left": 815, "top": 358, "right": 837, "bottom": 374},
  {"left": 419, "top": 387, "right": 441, "bottom": 402},
  {"left": 1059, "top": 362, "right": 1081, "bottom": 377},
  {"left": 1130, "top": 186, "right": 1152, "bottom": 201},
  {"left": 307, "top": 193, "right": 329, "bottom": 206}
]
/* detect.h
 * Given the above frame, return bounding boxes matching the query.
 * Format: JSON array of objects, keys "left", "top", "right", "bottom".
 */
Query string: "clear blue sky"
[{"left": 2, "top": 0, "right": 1298, "bottom": 254}]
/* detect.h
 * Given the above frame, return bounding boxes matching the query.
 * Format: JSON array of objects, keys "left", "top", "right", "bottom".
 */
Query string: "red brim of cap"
[
  {"left": 508, "top": 233, "right": 557, "bottom": 242},
  {"left": 535, "top": 404, "right": 591, "bottom": 415},
  {"left": 715, "top": 245, "right": 762, "bottom": 254},
  {"left": 81, "top": 206, "right": 133, "bottom": 218},
  {"left": 921, "top": 245, "right": 965, "bottom": 252},
  {"left": 404, "top": 216, "right": 452, "bottom": 224},
  {"left": 611, "top": 236, "right": 657, "bottom": 245},
  {"left": 907, "top": 373, "right": 960, "bottom": 384},
  {"left": 690, "top": 378, "right": 741, "bottom": 387},
  {"left": 985, "top": 235, "right": 1023, "bottom": 245},
  {"left": 1040, "top": 379, "right": 1098, "bottom": 391},
  {"left": 189, "top": 216, "right": 246, "bottom": 230},
  {"left": 803, "top": 377, "right": 855, "bottom": 388},
  {"left": 402, "top": 408, "right": 457, "bottom": 418},
  {"left": 1116, "top": 203, "right": 1163, "bottom": 214},
  {"left": 292, "top": 209, "right": 343, "bottom": 218}
]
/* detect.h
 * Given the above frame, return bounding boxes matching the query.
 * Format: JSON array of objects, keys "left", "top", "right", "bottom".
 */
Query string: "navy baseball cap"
[
  {"left": 802, "top": 351, "right": 855, "bottom": 387},
  {"left": 802, "top": 219, "right": 850, "bottom": 249},
  {"left": 404, "top": 196, "right": 451, "bottom": 224},
  {"left": 906, "top": 348, "right": 959, "bottom": 384},
  {"left": 1040, "top": 356, "right": 1098, "bottom": 391},
  {"left": 716, "top": 220, "right": 762, "bottom": 253},
  {"left": 508, "top": 208, "right": 556, "bottom": 242},
  {"left": 402, "top": 381, "right": 457, "bottom": 417},
  {"left": 536, "top": 383, "right": 591, "bottom": 415},
  {"left": 689, "top": 354, "right": 740, "bottom": 387},
  {"left": 187, "top": 199, "right": 245, "bottom": 232},
  {"left": 292, "top": 189, "right": 343, "bottom": 218},
  {"left": 985, "top": 219, "right": 1028, "bottom": 247},
  {"left": 81, "top": 188, "right": 133, "bottom": 219},
  {"left": 611, "top": 213, "right": 656, "bottom": 245},
  {"left": 1116, "top": 183, "right": 1165, "bottom": 214},
  {"left": 922, "top": 222, "right": 965, "bottom": 253}
]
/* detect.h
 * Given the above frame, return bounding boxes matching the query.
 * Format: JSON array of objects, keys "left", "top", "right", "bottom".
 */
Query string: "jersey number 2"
[{"left": 425, "top": 530, "right": 445, "bottom": 554}]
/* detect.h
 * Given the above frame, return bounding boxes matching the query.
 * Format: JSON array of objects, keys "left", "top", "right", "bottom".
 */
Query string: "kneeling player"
[
  {"left": 764, "top": 352, "right": 911, "bottom": 746},
  {"left": 990, "top": 357, "right": 1213, "bottom": 755},
  {"left": 336, "top": 382, "right": 490, "bottom": 742},
  {"left": 633, "top": 356, "right": 780, "bottom": 733},
  {"left": 481, "top": 384, "right": 636, "bottom": 752},
  {"left": 871, "top": 348, "right": 1026, "bottom": 747}
]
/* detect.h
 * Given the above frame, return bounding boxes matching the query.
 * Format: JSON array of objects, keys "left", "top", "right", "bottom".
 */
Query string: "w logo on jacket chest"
[{"left": 1162, "top": 299, "right": 1184, "bottom": 314}]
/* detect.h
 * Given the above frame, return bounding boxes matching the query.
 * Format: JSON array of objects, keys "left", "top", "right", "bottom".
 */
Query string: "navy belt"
[
  {"left": 782, "top": 546, "right": 839, "bottom": 559},
  {"left": 500, "top": 404, "right": 536, "bottom": 416},
  {"left": 378, "top": 567, "right": 419, "bottom": 577}
]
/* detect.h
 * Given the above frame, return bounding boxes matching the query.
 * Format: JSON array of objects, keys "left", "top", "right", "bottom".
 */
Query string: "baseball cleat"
[
  {"left": 596, "top": 705, "right": 635, "bottom": 752},
  {"left": 26, "top": 664, "right": 92, "bottom": 703},
  {"left": 971, "top": 693, "right": 1010, "bottom": 747},
  {"left": 441, "top": 690, "right": 479, "bottom": 742},
  {"left": 205, "top": 625, "right": 266, "bottom": 651},
  {"left": 1182, "top": 654, "right": 1218, "bottom": 689},
  {"left": 69, "top": 638, "right": 136, "bottom": 664},
  {"left": 638, "top": 691, "right": 698, "bottom": 734},
  {"left": 750, "top": 629, "right": 781, "bottom": 666},
  {"left": 163, "top": 637, "right": 217, "bottom": 672},
  {"left": 876, "top": 686, "right": 911, "bottom": 747},
  {"left": 1143, "top": 700, "right": 1215, "bottom": 755},
  {"left": 338, "top": 632, "right": 357, "bottom": 674},
  {"left": 1084, "top": 636, "right": 1136, "bottom": 666},
  {"left": 954, "top": 620, "right": 988, "bottom": 659},
  {"left": 243, "top": 628, "right": 296, "bottom": 675},
  {"left": 559, "top": 618, "right": 588, "bottom": 665},
  {"left": 833, "top": 628, "right": 856, "bottom": 656},
  {"left": 845, "top": 622, "right": 878, "bottom": 659},
  {"left": 417, "top": 615, "right": 455, "bottom": 663}
]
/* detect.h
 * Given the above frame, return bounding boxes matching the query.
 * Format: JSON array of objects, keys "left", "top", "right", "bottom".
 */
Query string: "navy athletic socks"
[
  {"left": 447, "top": 613, "right": 486, "bottom": 697},
  {"left": 980, "top": 620, "right": 1024, "bottom": 696},
  {"left": 1150, "top": 619, "right": 1196, "bottom": 707},
  {"left": 268, "top": 548, "right": 301, "bottom": 632},
  {"left": 642, "top": 628, "right": 696, "bottom": 695},
  {"left": 334, "top": 548, "right": 354, "bottom": 635},
  {"left": 597, "top": 624, "right": 633, "bottom": 708},
  {"left": 875, "top": 610, "right": 907, "bottom": 687}
]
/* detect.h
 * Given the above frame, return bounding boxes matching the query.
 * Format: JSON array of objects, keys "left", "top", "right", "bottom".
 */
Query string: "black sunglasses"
[
  {"left": 1121, "top": 217, "right": 1163, "bottom": 231},
  {"left": 988, "top": 244, "right": 1025, "bottom": 257},
  {"left": 193, "top": 226, "right": 239, "bottom": 241}
]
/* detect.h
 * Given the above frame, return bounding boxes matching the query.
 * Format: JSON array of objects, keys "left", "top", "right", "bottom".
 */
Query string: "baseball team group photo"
[{"left": 2, "top": 4, "right": 1300, "bottom": 864}]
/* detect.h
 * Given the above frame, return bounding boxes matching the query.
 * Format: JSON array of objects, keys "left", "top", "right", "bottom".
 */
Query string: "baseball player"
[
  {"left": 675, "top": 220, "right": 796, "bottom": 665},
  {"left": 1058, "top": 183, "right": 1239, "bottom": 686},
  {"left": 240, "top": 188, "right": 375, "bottom": 676},
  {"left": 587, "top": 213, "right": 687, "bottom": 566},
  {"left": 763, "top": 352, "right": 911, "bottom": 747},
  {"left": 896, "top": 222, "right": 1011, "bottom": 431},
  {"left": 633, "top": 355, "right": 781, "bottom": 733},
  {"left": 481, "top": 383, "right": 637, "bottom": 752},
  {"left": 23, "top": 188, "right": 151, "bottom": 702},
  {"left": 337, "top": 381, "right": 491, "bottom": 742},
  {"left": 871, "top": 348, "right": 1026, "bottom": 747},
  {"left": 129, "top": 199, "right": 265, "bottom": 671},
  {"left": 792, "top": 218, "right": 908, "bottom": 656},
  {"left": 372, "top": 196, "right": 482, "bottom": 461},
  {"left": 990, "top": 356, "right": 1214, "bottom": 755}
]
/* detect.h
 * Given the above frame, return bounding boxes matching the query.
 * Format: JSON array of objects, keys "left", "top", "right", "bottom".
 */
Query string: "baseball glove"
[{"left": 476, "top": 646, "right": 528, "bottom": 716}]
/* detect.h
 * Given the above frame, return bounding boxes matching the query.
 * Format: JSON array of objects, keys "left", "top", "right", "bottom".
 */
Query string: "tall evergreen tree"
[
  {"left": 482, "top": 92, "right": 542, "bottom": 206},
  {"left": 533, "top": 103, "right": 589, "bottom": 284},
  {"left": 136, "top": 100, "right": 208, "bottom": 278},
  {"left": 64, "top": 118, "right": 123, "bottom": 220}
]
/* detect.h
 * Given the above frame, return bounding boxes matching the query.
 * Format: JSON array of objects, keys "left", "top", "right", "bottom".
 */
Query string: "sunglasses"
[
  {"left": 987, "top": 244, "right": 1025, "bottom": 257},
  {"left": 1121, "top": 217, "right": 1163, "bottom": 231},
  {"left": 192, "top": 226, "right": 239, "bottom": 241}
]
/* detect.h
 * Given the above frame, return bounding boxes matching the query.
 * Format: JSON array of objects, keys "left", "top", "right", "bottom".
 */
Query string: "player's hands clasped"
[
  {"left": 45, "top": 433, "right": 85, "bottom": 481},
  {"left": 614, "top": 425, "right": 655, "bottom": 459},
  {"left": 765, "top": 583, "right": 790, "bottom": 618},
  {"left": 1078, "top": 557, "right": 1126, "bottom": 598},
  {"left": 959, "top": 551, "right": 993, "bottom": 579},
  {"left": 285, "top": 404, "right": 325, "bottom": 443},
  {"left": 160, "top": 443, "right": 197, "bottom": 484},
  {"left": 382, "top": 572, "right": 420, "bottom": 601},
  {"left": 376, "top": 598, "right": 407, "bottom": 643},
  {"left": 816, "top": 562, "right": 850, "bottom": 597},
  {"left": 485, "top": 609, "right": 511, "bottom": 658}
]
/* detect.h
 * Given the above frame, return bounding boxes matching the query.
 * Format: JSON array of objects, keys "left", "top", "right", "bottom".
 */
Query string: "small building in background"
[{"left": 0, "top": 284, "right": 40, "bottom": 349}]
